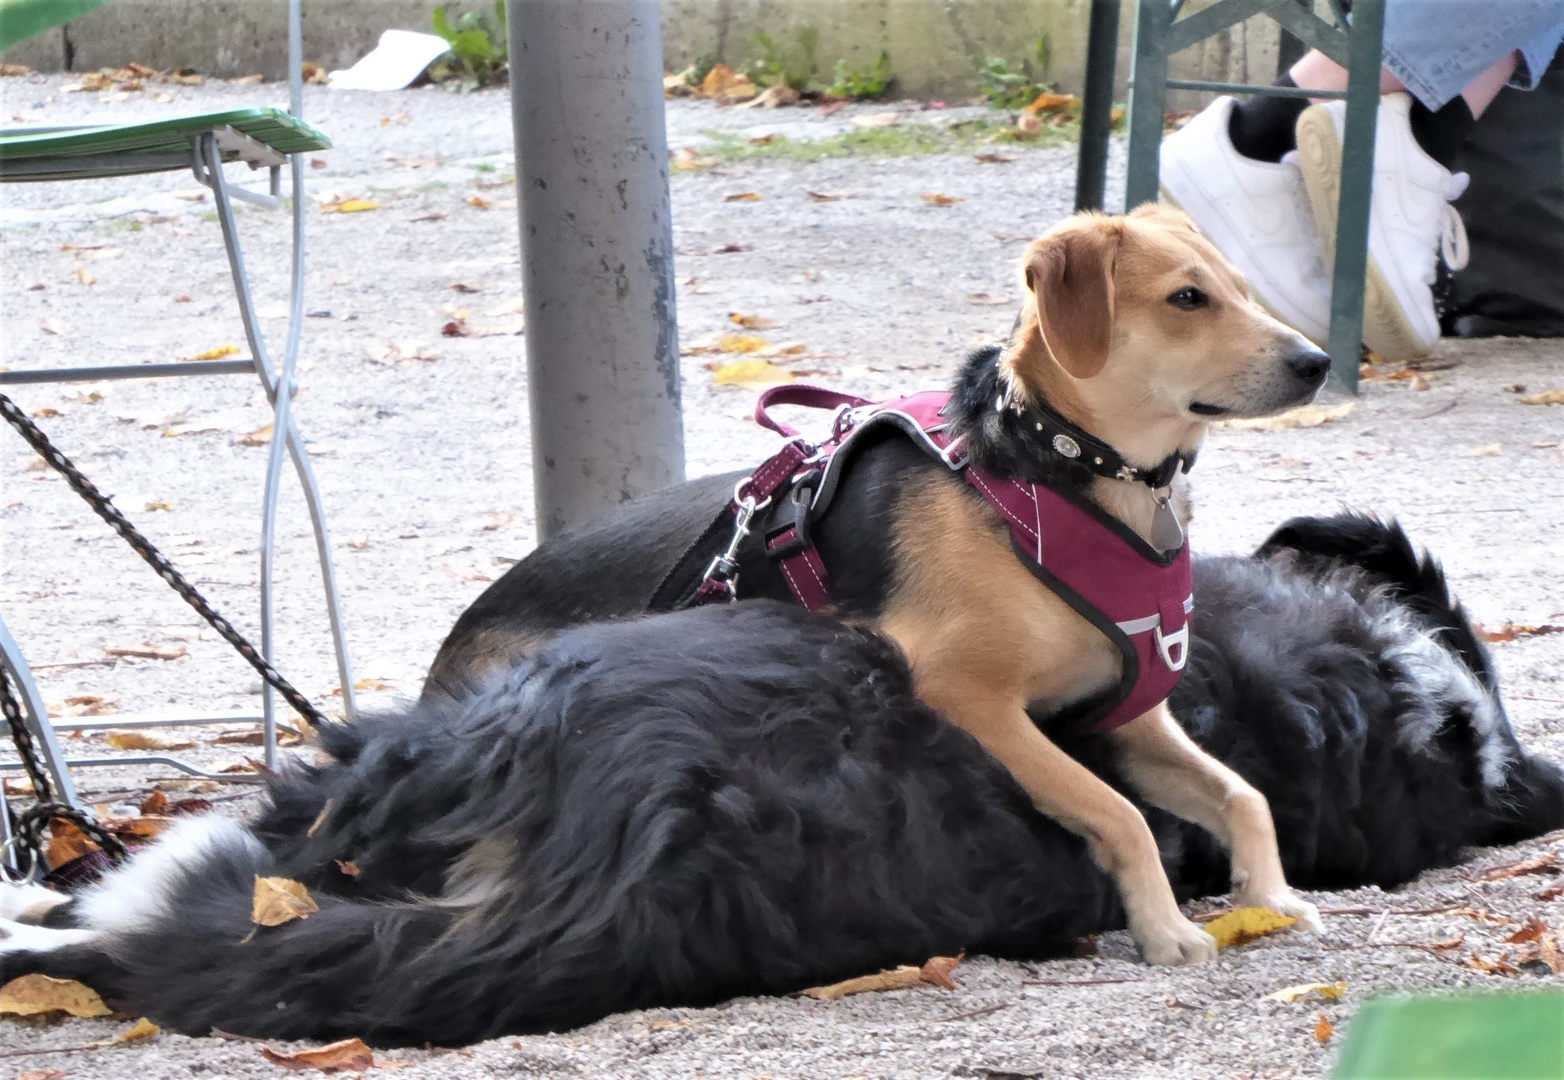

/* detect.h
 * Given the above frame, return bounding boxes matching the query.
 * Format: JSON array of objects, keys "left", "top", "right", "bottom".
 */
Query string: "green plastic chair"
[
  {"left": 0, "top": 0, "right": 356, "bottom": 843},
  {"left": 1335, "top": 992, "right": 1564, "bottom": 1079},
  {"left": 1075, "top": 0, "right": 1386, "bottom": 392}
]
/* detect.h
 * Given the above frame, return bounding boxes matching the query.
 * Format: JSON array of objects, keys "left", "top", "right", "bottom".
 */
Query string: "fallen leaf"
[
  {"left": 649, "top": 1017, "right": 693, "bottom": 1030},
  {"left": 144, "top": 499, "right": 173, "bottom": 511},
  {"left": 671, "top": 146, "right": 720, "bottom": 172},
  {"left": 2, "top": 776, "right": 34, "bottom": 796},
  {"left": 15, "top": 1069, "right": 69, "bottom": 1080},
  {"left": 47, "top": 692, "right": 118, "bottom": 717},
  {"left": 1505, "top": 916, "right": 1548, "bottom": 944},
  {"left": 31, "top": 406, "right": 62, "bottom": 418},
  {"left": 450, "top": 281, "right": 482, "bottom": 294},
  {"left": 347, "top": 537, "right": 371, "bottom": 550},
  {"left": 974, "top": 151, "right": 1018, "bottom": 163},
  {"left": 1472, "top": 622, "right": 1564, "bottom": 643},
  {"left": 736, "top": 85, "right": 800, "bottom": 109},
  {"left": 1015, "top": 114, "right": 1044, "bottom": 137},
  {"left": 747, "top": 133, "right": 775, "bottom": 145},
  {"left": 713, "top": 242, "right": 753, "bottom": 254},
  {"left": 728, "top": 313, "right": 776, "bottom": 330},
  {"left": 1470, "top": 851, "right": 1560, "bottom": 879},
  {"left": 105, "top": 642, "right": 188, "bottom": 661},
  {"left": 1459, "top": 442, "right": 1502, "bottom": 457},
  {"left": 467, "top": 195, "right": 491, "bottom": 209},
  {"left": 251, "top": 875, "right": 320, "bottom": 928},
  {"left": 1025, "top": 91, "right": 1079, "bottom": 114},
  {"left": 239, "top": 423, "right": 274, "bottom": 446},
  {"left": 1517, "top": 928, "right": 1564, "bottom": 973},
  {"left": 1315, "top": 1013, "right": 1334, "bottom": 1043},
  {"left": 335, "top": 859, "right": 362, "bottom": 878},
  {"left": 114, "top": 1017, "right": 162, "bottom": 1043},
  {"left": 918, "top": 953, "right": 964, "bottom": 990},
  {"left": 182, "top": 343, "right": 240, "bottom": 362},
  {"left": 410, "top": 211, "right": 448, "bottom": 222},
  {"left": 319, "top": 196, "right": 382, "bottom": 214},
  {"left": 805, "top": 190, "right": 847, "bottom": 202},
  {"left": 1203, "top": 907, "right": 1298, "bottom": 949},
  {"left": 715, "top": 333, "right": 771, "bottom": 353},
  {"left": 212, "top": 729, "right": 303, "bottom": 747},
  {"left": 1218, "top": 401, "right": 1355, "bottom": 431},
  {"left": 260, "top": 1037, "right": 374, "bottom": 1072},
  {"left": 1265, "top": 981, "right": 1346, "bottom": 1003},
  {"left": 922, "top": 193, "right": 965, "bottom": 206},
  {"left": 221, "top": 761, "right": 258, "bottom": 774},
  {"left": 711, "top": 360, "right": 795, "bottom": 391},
  {"left": 76, "top": 267, "right": 97, "bottom": 285},
  {"left": 801, "top": 966, "right": 923, "bottom": 1000},
  {"left": 723, "top": 191, "right": 762, "bottom": 202},
  {"left": 46, "top": 818, "right": 100, "bottom": 867},
  {"left": 380, "top": 108, "right": 410, "bottom": 125},
  {"left": 0, "top": 974, "right": 113, "bottom": 1017},
  {"left": 105, "top": 730, "right": 195, "bottom": 751},
  {"left": 140, "top": 790, "right": 170, "bottom": 815},
  {"left": 1467, "top": 951, "right": 1521, "bottom": 976},
  {"left": 663, "top": 65, "right": 696, "bottom": 96},
  {"left": 850, "top": 111, "right": 901, "bottom": 128},
  {"left": 1518, "top": 389, "right": 1564, "bottom": 406},
  {"left": 1536, "top": 886, "right": 1564, "bottom": 901},
  {"left": 1427, "top": 935, "right": 1465, "bottom": 953},
  {"left": 698, "top": 62, "right": 756, "bottom": 103}
]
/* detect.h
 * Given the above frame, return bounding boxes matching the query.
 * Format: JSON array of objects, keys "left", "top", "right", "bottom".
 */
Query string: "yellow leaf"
[
  {"left": 31, "top": 406, "right": 61, "bottom": 418},
  {"left": 1264, "top": 981, "right": 1346, "bottom": 1003},
  {"left": 104, "top": 642, "right": 188, "bottom": 661},
  {"left": 320, "top": 197, "right": 382, "bottom": 214},
  {"left": 1202, "top": 906, "right": 1298, "bottom": 950},
  {"left": 711, "top": 360, "right": 795, "bottom": 391},
  {"left": 716, "top": 333, "right": 770, "bottom": 353},
  {"left": 468, "top": 195, "right": 491, "bottom": 209},
  {"left": 105, "top": 730, "right": 195, "bottom": 751},
  {"left": 1519, "top": 389, "right": 1564, "bottom": 406},
  {"left": 729, "top": 313, "right": 776, "bottom": 330},
  {"left": 0, "top": 974, "right": 113, "bottom": 1018},
  {"left": 1024, "top": 91, "right": 1078, "bottom": 114},
  {"left": 1315, "top": 1012, "right": 1334, "bottom": 1043},
  {"left": 76, "top": 267, "right": 97, "bottom": 285},
  {"left": 144, "top": 499, "right": 174, "bottom": 511},
  {"left": 671, "top": 146, "right": 719, "bottom": 172},
  {"left": 184, "top": 343, "right": 240, "bottom": 361},
  {"left": 723, "top": 191, "right": 762, "bottom": 202},
  {"left": 922, "top": 193, "right": 965, "bottom": 206},
  {"left": 239, "top": 423, "right": 273, "bottom": 446},
  {"left": 1218, "top": 401, "right": 1355, "bottom": 431},
  {"left": 251, "top": 875, "right": 319, "bottom": 928},
  {"left": 113, "top": 1017, "right": 162, "bottom": 1043},
  {"left": 261, "top": 1037, "right": 374, "bottom": 1072}
]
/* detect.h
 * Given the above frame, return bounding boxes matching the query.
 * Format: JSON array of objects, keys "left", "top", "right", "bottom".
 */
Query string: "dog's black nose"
[{"left": 1285, "top": 345, "right": 1331, "bottom": 384}]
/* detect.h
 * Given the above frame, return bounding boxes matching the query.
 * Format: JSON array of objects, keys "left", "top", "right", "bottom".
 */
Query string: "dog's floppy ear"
[{"left": 1023, "top": 221, "right": 1119, "bottom": 379}]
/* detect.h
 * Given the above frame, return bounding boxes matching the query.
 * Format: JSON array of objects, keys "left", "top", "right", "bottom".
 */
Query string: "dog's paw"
[
  {"left": 1133, "top": 914, "right": 1219, "bottom": 966},
  {"left": 1239, "top": 888, "right": 1323, "bottom": 934},
  {"left": 0, "top": 881, "right": 70, "bottom": 924}
]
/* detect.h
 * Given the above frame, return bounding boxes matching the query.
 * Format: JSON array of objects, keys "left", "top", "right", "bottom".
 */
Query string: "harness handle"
[{"left": 754, "top": 385, "right": 873, "bottom": 438}]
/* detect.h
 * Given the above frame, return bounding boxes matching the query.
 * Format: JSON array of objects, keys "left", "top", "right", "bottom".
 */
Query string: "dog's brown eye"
[{"left": 1168, "top": 287, "right": 1208, "bottom": 311}]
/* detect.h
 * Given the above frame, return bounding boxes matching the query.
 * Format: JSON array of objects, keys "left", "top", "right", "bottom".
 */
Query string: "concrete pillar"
[{"left": 510, "top": 0, "right": 685, "bottom": 538}]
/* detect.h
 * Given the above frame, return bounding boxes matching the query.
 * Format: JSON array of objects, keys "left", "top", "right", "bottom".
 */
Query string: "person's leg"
[{"left": 1289, "top": 49, "right": 1517, "bottom": 119}]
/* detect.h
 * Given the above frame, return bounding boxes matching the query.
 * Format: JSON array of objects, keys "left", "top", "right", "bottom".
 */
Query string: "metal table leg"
[
  {"left": 0, "top": 615, "right": 78, "bottom": 807},
  {"left": 1075, "top": 0, "right": 1122, "bottom": 212}
]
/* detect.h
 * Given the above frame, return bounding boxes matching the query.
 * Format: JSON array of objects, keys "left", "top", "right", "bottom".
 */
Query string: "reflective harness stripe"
[{"left": 694, "top": 385, "right": 1194, "bottom": 732}]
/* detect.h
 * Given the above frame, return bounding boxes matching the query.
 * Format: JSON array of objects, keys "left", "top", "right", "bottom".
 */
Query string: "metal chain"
[{"left": 0, "top": 391, "right": 328, "bottom": 728}]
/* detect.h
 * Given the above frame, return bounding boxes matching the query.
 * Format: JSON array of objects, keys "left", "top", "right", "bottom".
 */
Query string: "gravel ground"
[{"left": 2, "top": 73, "right": 1563, "bottom": 1079}]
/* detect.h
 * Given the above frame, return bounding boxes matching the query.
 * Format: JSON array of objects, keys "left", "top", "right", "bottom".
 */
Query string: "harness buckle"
[
  {"left": 763, "top": 469, "right": 821, "bottom": 560},
  {"left": 1154, "top": 623, "right": 1189, "bottom": 672}
]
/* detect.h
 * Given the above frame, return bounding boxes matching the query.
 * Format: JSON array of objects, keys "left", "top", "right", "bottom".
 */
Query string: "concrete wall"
[{"left": 3, "top": 0, "right": 1289, "bottom": 105}]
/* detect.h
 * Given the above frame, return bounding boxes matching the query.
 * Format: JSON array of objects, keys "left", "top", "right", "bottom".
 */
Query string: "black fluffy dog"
[{"left": 1, "top": 516, "right": 1559, "bottom": 1046}]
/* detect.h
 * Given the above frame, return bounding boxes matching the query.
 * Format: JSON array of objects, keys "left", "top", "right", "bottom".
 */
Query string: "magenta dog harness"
[{"left": 692, "top": 386, "right": 1193, "bottom": 732}]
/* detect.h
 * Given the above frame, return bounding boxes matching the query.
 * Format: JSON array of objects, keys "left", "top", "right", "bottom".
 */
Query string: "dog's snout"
[{"left": 1284, "top": 344, "right": 1331, "bottom": 385}]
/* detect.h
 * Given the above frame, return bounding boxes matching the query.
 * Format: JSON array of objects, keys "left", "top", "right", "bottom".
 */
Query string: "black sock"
[
  {"left": 1227, "top": 73, "right": 1307, "bottom": 162},
  {"left": 1409, "top": 95, "right": 1476, "bottom": 168}
]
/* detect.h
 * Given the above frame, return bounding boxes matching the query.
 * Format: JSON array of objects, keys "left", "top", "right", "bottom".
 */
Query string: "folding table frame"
[{"left": 1, "top": 18, "right": 356, "bottom": 855}]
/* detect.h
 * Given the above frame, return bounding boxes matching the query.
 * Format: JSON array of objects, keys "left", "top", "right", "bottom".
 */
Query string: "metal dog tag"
[{"left": 1151, "top": 496, "right": 1184, "bottom": 552}]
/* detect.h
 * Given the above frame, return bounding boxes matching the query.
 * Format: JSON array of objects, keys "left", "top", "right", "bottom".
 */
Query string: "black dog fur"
[{"left": 3, "top": 515, "right": 1560, "bottom": 1046}]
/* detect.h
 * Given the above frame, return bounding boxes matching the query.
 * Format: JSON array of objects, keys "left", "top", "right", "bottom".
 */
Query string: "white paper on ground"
[{"left": 329, "top": 29, "right": 452, "bottom": 92}]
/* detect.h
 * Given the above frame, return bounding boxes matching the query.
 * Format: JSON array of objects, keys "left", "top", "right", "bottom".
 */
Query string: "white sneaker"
[
  {"left": 1158, "top": 95, "right": 1332, "bottom": 346},
  {"left": 1294, "top": 92, "right": 1470, "bottom": 362}
]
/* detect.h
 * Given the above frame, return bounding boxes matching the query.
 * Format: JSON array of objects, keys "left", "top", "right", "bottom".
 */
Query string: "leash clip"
[{"left": 698, "top": 482, "right": 767, "bottom": 602}]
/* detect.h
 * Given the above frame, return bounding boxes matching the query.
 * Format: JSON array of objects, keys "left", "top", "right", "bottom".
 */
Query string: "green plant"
[
  {"left": 750, "top": 21, "right": 819, "bottom": 90},
  {"left": 429, "top": 0, "right": 508, "bottom": 88},
  {"left": 976, "top": 34, "right": 1052, "bottom": 109},
  {"left": 828, "top": 50, "right": 893, "bottom": 100}
]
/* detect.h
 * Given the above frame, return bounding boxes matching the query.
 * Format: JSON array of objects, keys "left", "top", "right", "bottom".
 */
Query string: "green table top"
[
  {"left": 0, "top": 106, "right": 331, "bottom": 181},
  {"left": 1335, "top": 992, "right": 1564, "bottom": 1079}
]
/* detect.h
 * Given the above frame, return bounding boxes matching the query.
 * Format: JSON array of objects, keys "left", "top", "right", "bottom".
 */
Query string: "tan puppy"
[{"left": 878, "top": 206, "right": 1328, "bottom": 964}]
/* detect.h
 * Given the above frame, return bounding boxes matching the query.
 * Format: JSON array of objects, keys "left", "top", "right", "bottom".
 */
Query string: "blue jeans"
[{"left": 1381, "top": 0, "right": 1564, "bottom": 109}]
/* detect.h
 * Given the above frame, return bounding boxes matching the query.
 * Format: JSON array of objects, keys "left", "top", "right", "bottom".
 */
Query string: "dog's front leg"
[
  {"left": 1109, "top": 702, "right": 1322, "bottom": 931},
  {"left": 934, "top": 692, "right": 1218, "bottom": 966}
]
